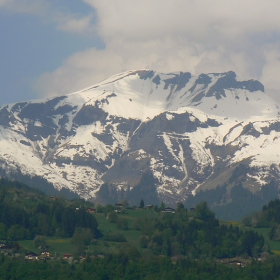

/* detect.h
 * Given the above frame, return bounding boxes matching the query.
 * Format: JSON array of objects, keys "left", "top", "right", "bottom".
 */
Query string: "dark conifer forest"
[{"left": 0, "top": 178, "right": 279, "bottom": 279}]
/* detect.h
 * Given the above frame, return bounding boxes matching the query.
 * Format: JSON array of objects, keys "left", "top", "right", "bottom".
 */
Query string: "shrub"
[
  {"left": 139, "top": 235, "right": 149, "bottom": 248},
  {"left": 116, "top": 218, "right": 128, "bottom": 230},
  {"left": 108, "top": 211, "right": 118, "bottom": 223},
  {"left": 103, "top": 233, "right": 127, "bottom": 242}
]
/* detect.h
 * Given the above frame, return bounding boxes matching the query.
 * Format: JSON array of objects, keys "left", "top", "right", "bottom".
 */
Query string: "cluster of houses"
[
  {"left": 23, "top": 251, "right": 94, "bottom": 262},
  {"left": 78, "top": 200, "right": 197, "bottom": 215},
  {"left": 21, "top": 251, "right": 51, "bottom": 261},
  {"left": 24, "top": 252, "right": 39, "bottom": 260},
  {"left": 161, "top": 207, "right": 176, "bottom": 213},
  {"left": 114, "top": 202, "right": 177, "bottom": 212},
  {"left": 86, "top": 207, "right": 96, "bottom": 214},
  {"left": 23, "top": 251, "right": 105, "bottom": 262},
  {"left": 220, "top": 259, "right": 246, "bottom": 267},
  {"left": 0, "top": 242, "right": 13, "bottom": 253},
  {"left": 0, "top": 239, "right": 253, "bottom": 267},
  {"left": 24, "top": 251, "right": 99, "bottom": 262},
  {"left": 170, "top": 254, "right": 247, "bottom": 267},
  {"left": 0, "top": 241, "right": 87, "bottom": 262},
  {"left": 84, "top": 204, "right": 157, "bottom": 214},
  {"left": 62, "top": 254, "right": 105, "bottom": 262}
]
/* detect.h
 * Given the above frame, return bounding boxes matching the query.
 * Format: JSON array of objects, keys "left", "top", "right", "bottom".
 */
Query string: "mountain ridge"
[{"left": 0, "top": 70, "right": 280, "bottom": 205}]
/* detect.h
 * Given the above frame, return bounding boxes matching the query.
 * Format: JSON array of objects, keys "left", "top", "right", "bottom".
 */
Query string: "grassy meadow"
[
  {"left": 17, "top": 208, "right": 159, "bottom": 256},
  {"left": 15, "top": 207, "right": 280, "bottom": 258}
]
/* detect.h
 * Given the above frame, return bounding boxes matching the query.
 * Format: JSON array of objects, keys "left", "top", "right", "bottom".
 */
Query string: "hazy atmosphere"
[{"left": 1, "top": 0, "right": 280, "bottom": 105}]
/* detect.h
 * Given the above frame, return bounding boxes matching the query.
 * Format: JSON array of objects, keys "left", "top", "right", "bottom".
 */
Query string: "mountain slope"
[{"left": 0, "top": 70, "right": 280, "bottom": 203}]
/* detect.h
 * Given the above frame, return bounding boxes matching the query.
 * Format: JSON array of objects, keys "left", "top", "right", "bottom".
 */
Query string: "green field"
[
  {"left": 92, "top": 209, "right": 158, "bottom": 253},
  {"left": 248, "top": 227, "right": 280, "bottom": 254},
  {"left": 222, "top": 220, "right": 280, "bottom": 254},
  {"left": 19, "top": 237, "right": 73, "bottom": 256},
  {"left": 18, "top": 208, "right": 159, "bottom": 256},
  {"left": 17, "top": 208, "right": 280, "bottom": 258}
]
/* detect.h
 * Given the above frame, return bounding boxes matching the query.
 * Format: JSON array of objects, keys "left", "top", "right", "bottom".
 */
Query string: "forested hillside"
[
  {"left": 0, "top": 178, "right": 99, "bottom": 240},
  {"left": 242, "top": 199, "right": 280, "bottom": 242},
  {"left": 0, "top": 178, "right": 279, "bottom": 279}
]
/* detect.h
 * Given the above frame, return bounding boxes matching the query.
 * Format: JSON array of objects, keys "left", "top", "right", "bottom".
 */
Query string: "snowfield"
[{"left": 0, "top": 69, "right": 279, "bottom": 202}]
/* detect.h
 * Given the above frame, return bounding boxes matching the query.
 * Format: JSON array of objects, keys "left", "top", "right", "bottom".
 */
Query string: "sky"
[{"left": 1, "top": 0, "right": 280, "bottom": 105}]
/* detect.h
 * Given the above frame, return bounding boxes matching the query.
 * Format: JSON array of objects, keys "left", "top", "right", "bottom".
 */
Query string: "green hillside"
[{"left": 0, "top": 178, "right": 280, "bottom": 279}]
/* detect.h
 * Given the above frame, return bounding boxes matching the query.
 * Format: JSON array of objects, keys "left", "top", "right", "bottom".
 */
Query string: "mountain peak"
[
  {"left": 0, "top": 69, "right": 279, "bottom": 204},
  {"left": 66, "top": 70, "right": 274, "bottom": 121}
]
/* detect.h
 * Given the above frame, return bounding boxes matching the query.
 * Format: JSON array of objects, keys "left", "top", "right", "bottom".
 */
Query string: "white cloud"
[
  {"left": 85, "top": 0, "right": 280, "bottom": 41},
  {"left": 0, "top": 0, "right": 48, "bottom": 15},
  {"left": 54, "top": 13, "right": 95, "bottom": 35},
  {"left": 0, "top": 0, "right": 96, "bottom": 35},
  {"left": 34, "top": 0, "right": 280, "bottom": 99},
  {"left": 260, "top": 45, "right": 280, "bottom": 103}
]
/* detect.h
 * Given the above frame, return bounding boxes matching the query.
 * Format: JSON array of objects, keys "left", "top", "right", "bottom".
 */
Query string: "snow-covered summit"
[
  {"left": 0, "top": 69, "right": 280, "bottom": 204},
  {"left": 58, "top": 70, "right": 278, "bottom": 121}
]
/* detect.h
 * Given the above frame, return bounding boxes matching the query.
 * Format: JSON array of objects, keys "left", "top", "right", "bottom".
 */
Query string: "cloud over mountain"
[
  {"left": 34, "top": 0, "right": 280, "bottom": 103},
  {"left": 1, "top": 70, "right": 280, "bottom": 205}
]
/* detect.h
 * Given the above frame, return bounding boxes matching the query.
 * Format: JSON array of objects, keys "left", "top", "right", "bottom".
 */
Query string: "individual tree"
[
  {"left": 0, "top": 223, "right": 7, "bottom": 239},
  {"left": 126, "top": 246, "right": 141, "bottom": 260},
  {"left": 159, "top": 201, "right": 165, "bottom": 211},
  {"left": 7, "top": 225, "right": 26, "bottom": 241},
  {"left": 72, "top": 227, "right": 93, "bottom": 246},
  {"left": 103, "top": 232, "right": 127, "bottom": 242},
  {"left": 96, "top": 204, "right": 104, "bottom": 213},
  {"left": 61, "top": 208, "right": 76, "bottom": 236},
  {"left": 116, "top": 218, "right": 128, "bottom": 230},
  {"left": 195, "top": 201, "right": 216, "bottom": 222},
  {"left": 36, "top": 213, "right": 50, "bottom": 236},
  {"left": 139, "top": 199, "right": 144, "bottom": 208},
  {"left": 104, "top": 204, "right": 115, "bottom": 215},
  {"left": 34, "top": 235, "right": 47, "bottom": 249},
  {"left": 108, "top": 211, "right": 118, "bottom": 223},
  {"left": 120, "top": 199, "right": 129, "bottom": 207},
  {"left": 139, "top": 235, "right": 149, "bottom": 248},
  {"left": 176, "top": 202, "right": 185, "bottom": 212}
]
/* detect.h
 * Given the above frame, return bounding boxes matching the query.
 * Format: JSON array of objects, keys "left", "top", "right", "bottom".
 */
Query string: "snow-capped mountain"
[{"left": 0, "top": 70, "right": 280, "bottom": 204}]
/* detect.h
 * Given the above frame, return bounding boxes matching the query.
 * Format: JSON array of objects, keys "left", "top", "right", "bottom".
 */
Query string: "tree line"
[
  {"left": 0, "top": 177, "right": 278, "bottom": 279},
  {"left": 0, "top": 252, "right": 280, "bottom": 279},
  {"left": 0, "top": 178, "right": 99, "bottom": 241}
]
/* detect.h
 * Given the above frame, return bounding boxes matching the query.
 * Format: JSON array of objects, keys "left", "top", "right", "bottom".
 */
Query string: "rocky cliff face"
[{"left": 0, "top": 70, "right": 279, "bottom": 204}]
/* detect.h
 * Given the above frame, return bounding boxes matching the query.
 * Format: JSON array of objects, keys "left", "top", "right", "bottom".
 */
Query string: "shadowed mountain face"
[{"left": 0, "top": 70, "right": 279, "bottom": 205}]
